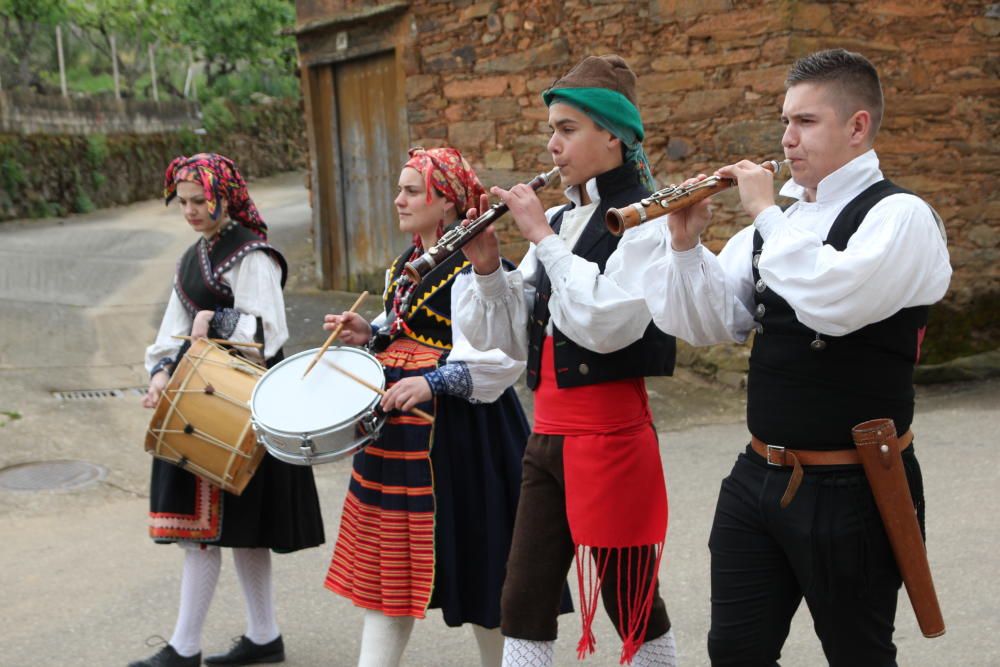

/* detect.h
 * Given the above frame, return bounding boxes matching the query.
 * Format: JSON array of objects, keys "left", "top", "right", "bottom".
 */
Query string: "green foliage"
[
  {"left": 0, "top": 99, "right": 304, "bottom": 223},
  {"left": 201, "top": 98, "right": 236, "bottom": 133},
  {"left": 3, "top": 0, "right": 299, "bottom": 102},
  {"left": 85, "top": 134, "right": 109, "bottom": 167},
  {"left": 73, "top": 191, "right": 94, "bottom": 213},
  {"left": 172, "top": 0, "right": 295, "bottom": 89},
  {"left": 1, "top": 157, "right": 27, "bottom": 191}
]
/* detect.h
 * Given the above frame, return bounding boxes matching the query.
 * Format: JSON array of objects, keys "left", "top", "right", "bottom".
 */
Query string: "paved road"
[{"left": 0, "top": 172, "right": 996, "bottom": 666}]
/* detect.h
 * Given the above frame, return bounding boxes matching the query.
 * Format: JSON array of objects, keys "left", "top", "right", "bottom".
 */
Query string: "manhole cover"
[{"left": 0, "top": 460, "right": 107, "bottom": 491}]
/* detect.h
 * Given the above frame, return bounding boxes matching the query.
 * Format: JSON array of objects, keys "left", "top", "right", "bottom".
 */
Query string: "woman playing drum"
[
  {"left": 323, "top": 147, "right": 563, "bottom": 667},
  {"left": 134, "top": 153, "right": 324, "bottom": 667}
]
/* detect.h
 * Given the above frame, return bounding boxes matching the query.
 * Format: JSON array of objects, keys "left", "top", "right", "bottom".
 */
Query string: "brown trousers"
[{"left": 500, "top": 433, "right": 671, "bottom": 641}]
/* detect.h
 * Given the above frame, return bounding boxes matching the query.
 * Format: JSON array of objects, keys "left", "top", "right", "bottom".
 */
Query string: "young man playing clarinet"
[
  {"left": 456, "top": 54, "right": 678, "bottom": 667},
  {"left": 609, "top": 48, "right": 951, "bottom": 666}
]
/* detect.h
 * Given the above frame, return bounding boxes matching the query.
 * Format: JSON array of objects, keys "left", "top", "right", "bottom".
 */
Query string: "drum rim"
[{"left": 249, "top": 345, "right": 385, "bottom": 434}]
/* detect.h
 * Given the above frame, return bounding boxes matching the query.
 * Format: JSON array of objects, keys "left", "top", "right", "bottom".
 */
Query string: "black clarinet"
[{"left": 402, "top": 166, "right": 561, "bottom": 283}]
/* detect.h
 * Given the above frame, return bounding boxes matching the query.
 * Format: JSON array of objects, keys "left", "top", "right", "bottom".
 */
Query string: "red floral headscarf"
[
  {"left": 163, "top": 153, "right": 268, "bottom": 240},
  {"left": 402, "top": 147, "right": 486, "bottom": 247}
]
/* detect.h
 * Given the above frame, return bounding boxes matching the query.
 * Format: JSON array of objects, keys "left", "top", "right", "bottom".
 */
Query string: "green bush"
[
  {"left": 201, "top": 98, "right": 236, "bottom": 134},
  {"left": 73, "top": 192, "right": 95, "bottom": 214},
  {"left": 85, "top": 134, "right": 110, "bottom": 167},
  {"left": 1, "top": 157, "right": 27, "bottom": 191}
]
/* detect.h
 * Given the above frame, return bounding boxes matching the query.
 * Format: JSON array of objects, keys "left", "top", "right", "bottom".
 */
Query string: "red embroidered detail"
[{"left": 149, "top": 476, "right": 222, "bottom": 541}]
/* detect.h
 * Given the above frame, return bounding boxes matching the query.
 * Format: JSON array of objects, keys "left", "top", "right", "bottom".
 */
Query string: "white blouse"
[
  {"left": 144, "top": 249, "right": 289, "bottom": 371},
  {"left": 606, "top": 150, "right": 952, "bottom": 345},
  {"left": 454, "top": 177, "right": 654, "bottom": 360}
]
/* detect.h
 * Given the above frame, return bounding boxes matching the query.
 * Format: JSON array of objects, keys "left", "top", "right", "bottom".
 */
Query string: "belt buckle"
[{"left": 766, "top": 444, "right": 785, "bottom": 467}]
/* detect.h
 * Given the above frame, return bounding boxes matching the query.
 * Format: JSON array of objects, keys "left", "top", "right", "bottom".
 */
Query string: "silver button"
[
  {"left": 755, "top": 323, "right": 764, "bottom": 335},
  {"left": 755, "top": 278, "right": 766, "bottom": 294},
  {"left": 810, "top": 338, "right": 827, "bottom": 351},
  {"left": 752, "top": 253, "right": 760, "bottom": 268},
  {"left": 755, "top": 303, "right": 766, "bottom": 318},
  {"left": 578, "top": 363, "right": 589, "bottom": 375}
]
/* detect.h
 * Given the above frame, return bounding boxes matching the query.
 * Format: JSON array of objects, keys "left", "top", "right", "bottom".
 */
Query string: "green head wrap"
[{"left": 543, "top": 86, "right": 657, "bottom": 192}]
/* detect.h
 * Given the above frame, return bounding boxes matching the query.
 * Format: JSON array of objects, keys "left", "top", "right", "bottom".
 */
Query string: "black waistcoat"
[
  {"left": 175, "top": 222, "right": 288, "bottom": 315},
  {"left": 383, "top": 244, "right": 472, "bottom": 351},
  {"left": 747, "top": 180, "right": 930, "bottom": 450},
  {"left": 525, "top": 163, "right": 676, "bottom": 390}
]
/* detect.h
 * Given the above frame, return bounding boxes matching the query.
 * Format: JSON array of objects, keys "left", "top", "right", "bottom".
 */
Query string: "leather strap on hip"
[{"left": 750, "top": 431, "right": 913, "bottom": 509}]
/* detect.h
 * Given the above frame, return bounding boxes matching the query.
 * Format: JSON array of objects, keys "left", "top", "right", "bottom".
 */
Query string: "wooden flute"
[
  {"left": 605, "top": 159, "right": 791, "bottom": 236},
  {"left": 402, "top": 166, "right": 561, "bottom": 284}
]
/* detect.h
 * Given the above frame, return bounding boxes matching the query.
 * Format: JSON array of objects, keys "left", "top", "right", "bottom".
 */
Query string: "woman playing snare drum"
[
  {"left": 134, "top": 153, "right": 324, "bottom": 667},
  {"left": 323, "top": 147, "right": 565, "bottom": 667}
]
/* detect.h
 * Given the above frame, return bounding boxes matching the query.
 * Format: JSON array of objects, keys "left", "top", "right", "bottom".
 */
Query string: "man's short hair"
[{"left": 785, "top": 48, "right": 884, "bottom": 140}]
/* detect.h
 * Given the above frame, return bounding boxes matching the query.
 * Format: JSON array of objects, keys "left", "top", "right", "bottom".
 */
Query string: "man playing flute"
[{"left": 609, "top": 48, "right": 951, "bottom": 666}]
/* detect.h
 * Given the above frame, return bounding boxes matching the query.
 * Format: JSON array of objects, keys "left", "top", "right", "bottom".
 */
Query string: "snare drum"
[
  {"left": 145, "top": 338, "right": 266, "bottom": 495},
  {"left": 250, "top": 346, "right": 386, "bottom": 465}
]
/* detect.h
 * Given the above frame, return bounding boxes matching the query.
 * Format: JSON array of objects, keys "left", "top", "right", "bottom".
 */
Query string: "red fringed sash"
[{"left": 534, "top": 337, "right": 668, "bottom": 664}]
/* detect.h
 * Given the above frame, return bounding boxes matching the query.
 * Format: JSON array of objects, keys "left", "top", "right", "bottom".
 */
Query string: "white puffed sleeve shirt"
[{"left": 606, "top": 150, "right": 952, "bottom": 345}]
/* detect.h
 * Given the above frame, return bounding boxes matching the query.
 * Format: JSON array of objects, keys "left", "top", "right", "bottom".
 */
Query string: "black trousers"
[
  {"left": 707, "top": 444, "right": 924, "bottom": 667},
  {"left": 500, "top": 433, "right": 670, "bottom": 642}
]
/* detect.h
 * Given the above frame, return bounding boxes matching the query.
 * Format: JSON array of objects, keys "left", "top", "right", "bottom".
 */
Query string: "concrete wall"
[{"left": 0, "top": 90, "right": 199, "bottom": 135}]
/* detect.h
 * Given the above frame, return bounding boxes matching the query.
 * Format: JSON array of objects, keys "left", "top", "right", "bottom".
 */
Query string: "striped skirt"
[{"left": 325, "top": 336, "right": 530, "bottom": 626}]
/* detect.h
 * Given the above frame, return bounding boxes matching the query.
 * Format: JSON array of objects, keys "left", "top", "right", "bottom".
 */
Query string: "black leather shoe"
[
  {"left": 204, "top": 635, "right": 285, "bottom": 665},
  {"left": 127, "top": 644, "right": 201, "bottom": 667}
]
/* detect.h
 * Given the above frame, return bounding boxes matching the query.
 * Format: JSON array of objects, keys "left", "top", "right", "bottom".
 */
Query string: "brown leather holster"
[{"left": 852, "top": 418, "right": 945, "bottom": 638}]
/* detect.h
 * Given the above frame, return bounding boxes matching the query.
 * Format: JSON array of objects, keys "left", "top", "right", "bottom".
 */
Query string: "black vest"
[
  {"left": 747, "top": 180, "right": 930, "bottom": 450},
  {"left": 383, "top": 244, "right": 473, "bottom": 351},
  {"left": 525, "top": 163, "right": 676, "bottom": 389},
  {"left": 175, "top": 223, "right": 287, "bottom": 316}
]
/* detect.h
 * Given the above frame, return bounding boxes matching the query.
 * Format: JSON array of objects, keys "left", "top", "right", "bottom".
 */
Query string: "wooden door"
[{"left": 334, "top": 51, "right": 407, "bottom": 290}]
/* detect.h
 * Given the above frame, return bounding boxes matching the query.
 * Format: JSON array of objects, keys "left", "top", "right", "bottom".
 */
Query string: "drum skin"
[
  {"left": 250, "top": 346, "right": 386, "bottom": 465},
  {"left": 145, "top": 339, "right": 266, "bottom": 495}
]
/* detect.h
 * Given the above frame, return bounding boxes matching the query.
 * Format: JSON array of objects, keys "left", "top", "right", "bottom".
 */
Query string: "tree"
[
  {"left": 0, "top": 0, "right": 66, "bottom": 90},
  {"left": 173, "top": 0, "right": 295, "bottom": 91},
  {"left": 67, "top": 0, "right": 172, "bottom": 98}
]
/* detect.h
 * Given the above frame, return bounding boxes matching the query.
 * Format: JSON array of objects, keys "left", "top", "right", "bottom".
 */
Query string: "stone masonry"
[{"left": 296, "top": 0, "right": 999, "bottom": 364}]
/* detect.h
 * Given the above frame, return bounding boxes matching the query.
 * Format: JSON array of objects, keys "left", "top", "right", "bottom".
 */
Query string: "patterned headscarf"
[
  {"left": 403, "top": 147, "right": 486, "bottom": 243},
  {"left": 164, "top": 153, "right": 268, "bottom": 240},
  {"left": 386, "top": 147, "right": 485, "bottom": 336}
]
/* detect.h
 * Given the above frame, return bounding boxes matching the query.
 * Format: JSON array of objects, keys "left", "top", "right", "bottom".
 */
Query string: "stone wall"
[
  {"left": 0, "top": 90, "right": 199, "bottom": 135},
  {"left": 297, "top": 0, "right": 999, "bottom": 362},
  {"left": 0, "top": 99, "right": 307, "bottom": 221}
]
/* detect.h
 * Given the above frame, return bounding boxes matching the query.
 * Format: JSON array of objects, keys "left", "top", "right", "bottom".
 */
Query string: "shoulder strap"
[{"left": 825, "top": 180, "right": 912, "bottom": 251}]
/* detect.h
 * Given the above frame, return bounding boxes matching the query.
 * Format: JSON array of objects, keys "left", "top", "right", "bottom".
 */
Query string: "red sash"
[{"left": 534, "top": 337, "right": 668, "bottom": 663}]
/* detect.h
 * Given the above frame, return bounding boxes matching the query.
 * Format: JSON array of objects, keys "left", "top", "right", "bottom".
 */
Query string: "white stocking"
[
  {"left": 501, "top": 637, "right": 554, "bottom": 667},
  {"left": 471, "top": 625, "right": 504, "bottom": 667},
  {"left": 169, "top": 544, "right": 221, "bottom": 657},
  {"left": 631, "top": 628, "right": 678, "bottom": 667},
  {"left": 357, "top": 610, "right": 415, "bottom": 667},
  {"left": 232, "top": 547, "right": 280, "bottom": 645}
]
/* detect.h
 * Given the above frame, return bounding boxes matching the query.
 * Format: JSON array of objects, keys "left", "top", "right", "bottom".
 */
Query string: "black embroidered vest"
[
  {"left": 383, "top": 244, "right": 472, "bottom": 351},
  {"left": 747, "top": 180, "right": 930, "bottom": 450},
  {"left": 175, "top": 223, "right": 287, "bottom": 315},
  {"left": 525, "top": 163, "right": 676, "bottom": 390}
]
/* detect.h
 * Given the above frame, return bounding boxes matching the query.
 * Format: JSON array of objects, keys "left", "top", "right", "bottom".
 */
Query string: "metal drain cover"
[{"left": 0, "top": 460, "right": 107, "bottom": 491}]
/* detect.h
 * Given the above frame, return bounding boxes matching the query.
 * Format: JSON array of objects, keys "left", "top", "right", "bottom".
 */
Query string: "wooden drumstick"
[
  {"left": 322, "top": 358, "right": 434, "bottom": 424},
  {"left": 301, "top": 290, "right": 369, "bottom": 379},
  {"left": 172, "top": 335, "right": 263, "bottom": 349}
]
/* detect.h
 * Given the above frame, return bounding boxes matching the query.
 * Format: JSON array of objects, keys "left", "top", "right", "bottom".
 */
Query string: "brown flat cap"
[{"left": 543, "top": 54, "right": 638, "bottom": 107}]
